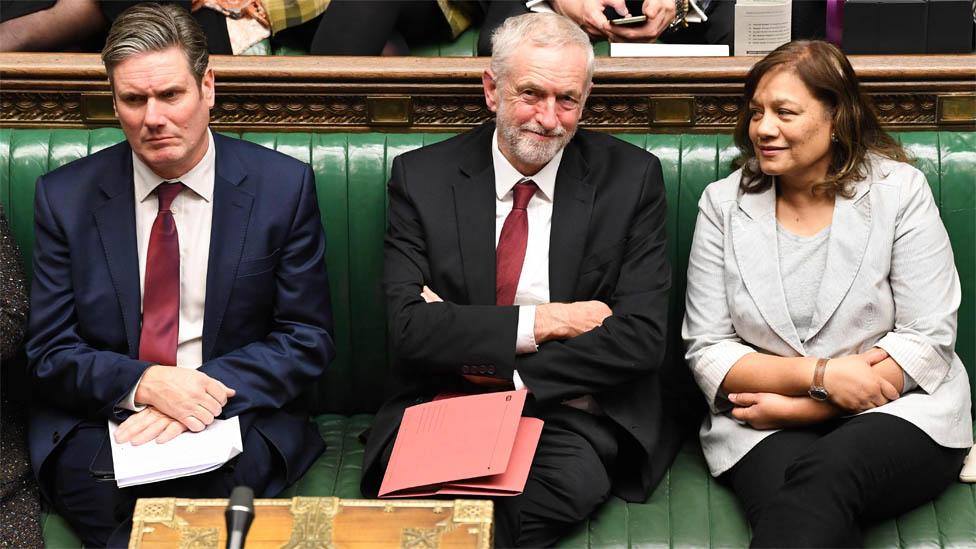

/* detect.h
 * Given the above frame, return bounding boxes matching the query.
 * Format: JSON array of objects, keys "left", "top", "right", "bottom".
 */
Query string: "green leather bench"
[{"left": 1, "top": 128, "right": 972, "bottom": 548}]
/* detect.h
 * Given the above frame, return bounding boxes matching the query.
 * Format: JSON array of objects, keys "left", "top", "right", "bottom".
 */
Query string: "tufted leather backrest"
[{"left": 1, "top": 129, "right": 973, "bottom": 415}]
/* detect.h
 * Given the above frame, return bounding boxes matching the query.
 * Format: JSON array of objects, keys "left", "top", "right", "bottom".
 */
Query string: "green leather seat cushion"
[{"left": 39, "top": 414, "right": 976, "bottom": 548}]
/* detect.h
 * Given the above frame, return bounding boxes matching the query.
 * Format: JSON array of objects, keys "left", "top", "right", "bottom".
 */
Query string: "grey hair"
[
  {"left": 101, "top": 2, "right": 209, "bottom": 85},
  {"left": 490, "top": 12, "right": 594, "bottom": 84}
]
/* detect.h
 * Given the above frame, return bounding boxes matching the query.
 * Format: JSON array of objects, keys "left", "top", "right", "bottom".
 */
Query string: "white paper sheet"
[
  {"left": 610, "top": 43, "right": 730, "bottom": 57},
  {"left": 108, "top": 416, "right": 243, "bottom": 488},
  {"left": 734, "top": 0, "right": 792, "bottom": 56}
]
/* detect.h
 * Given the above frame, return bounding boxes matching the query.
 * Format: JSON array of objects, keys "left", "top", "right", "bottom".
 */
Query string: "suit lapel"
[
  {"left": 93, "top": 148, "right": 141, "bottom": 356},
  {"left": 549, "top": 140, "right": 593, "bottom": 302},
  {"left": 454, "top": 126, "right": 497, "bottom": 305},
  {"left": 202, "top": 136, "right": 253, "bottom": 360},
  {"left": 805, "top": 182, "right": 872, "bottom": 341},
  {"left": 731, "top": 186, "right": 805, "bottom": 354}
]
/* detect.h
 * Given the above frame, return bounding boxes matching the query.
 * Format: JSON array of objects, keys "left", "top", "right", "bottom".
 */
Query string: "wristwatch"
[{"left": 808, "top": 357, "right": 830, "bottom": 401}]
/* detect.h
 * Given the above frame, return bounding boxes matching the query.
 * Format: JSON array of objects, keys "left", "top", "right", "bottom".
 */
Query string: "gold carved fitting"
[
  {"left": 938, "top": 94, "right": 976, "bottom": 124},
  {"left": 282, "top": 496, "right": 340, "bottom": 549}
]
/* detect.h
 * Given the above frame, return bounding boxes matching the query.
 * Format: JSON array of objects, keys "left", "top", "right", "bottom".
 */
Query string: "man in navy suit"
[{"left": 25, "top": 4, "right": 334, "bottom": 546}]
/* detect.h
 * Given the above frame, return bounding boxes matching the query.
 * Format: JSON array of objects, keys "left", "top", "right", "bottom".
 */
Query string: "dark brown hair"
[
  {"left": 102, "top": 3, "right": 209, "bottom": 86},
  {"left": 734, "top": 40, "right": 907, "bottom": 197}
]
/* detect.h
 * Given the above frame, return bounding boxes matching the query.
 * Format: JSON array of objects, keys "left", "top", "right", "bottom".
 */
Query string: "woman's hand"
[
  {"left": 729, "top": 392, "right": 841, "bottom": 429},
  {"left": 823, "top": 348, "right": 900, "bottom": 412}
]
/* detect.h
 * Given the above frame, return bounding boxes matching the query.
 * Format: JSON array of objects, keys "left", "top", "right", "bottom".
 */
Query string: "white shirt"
[
  {"left": 121, "top": 130, "right": 216, "bottom": 410},
  {"left": 491, "top": 131, "right": 601, "bottom": 414},
  {"left": 492, "top": 130, "right": 560, "bottom": 363}
]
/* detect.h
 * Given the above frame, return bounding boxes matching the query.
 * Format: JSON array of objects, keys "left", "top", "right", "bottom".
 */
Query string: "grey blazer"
[{"left": 682, "top": 155, "right": 973, "bottom": 476}]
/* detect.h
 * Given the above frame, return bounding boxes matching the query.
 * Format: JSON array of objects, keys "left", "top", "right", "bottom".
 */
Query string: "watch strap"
[{"left": 813, "top": 357, "right": 828, "bottom": 389}]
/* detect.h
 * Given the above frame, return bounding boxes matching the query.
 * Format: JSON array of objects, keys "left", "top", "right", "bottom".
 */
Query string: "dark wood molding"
[{"left": 2, "top": 53, "right": 973, "bottom": 132}]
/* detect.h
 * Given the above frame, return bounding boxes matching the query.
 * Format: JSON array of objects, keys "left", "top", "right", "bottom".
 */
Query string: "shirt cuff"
[
  {"left": 525, "top": 0, "right": 555, "bottom": 13},
  {"left": 117, "top": 373, "right": 148, "bottom": 412},
  {"left": 513, "top": 370, "right": 528, "bottom": 391},
  {"left": 874, "top": 333, "right": 950, "bottom": 394},
  {"left": 515, "top": 305, "right": 539, "bottom": 355},
  {"left": 691, "top": 341, "right": 755, "bottom": 414},
  {"left": 686, "top": 0, "right": 708, "bottom": 23},
  {"left": 902, "top": 369, "right": 918, "bottom": 393}
]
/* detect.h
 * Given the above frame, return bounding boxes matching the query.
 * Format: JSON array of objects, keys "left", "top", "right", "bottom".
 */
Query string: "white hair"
[{"left": 489, "top": 12, "right": 594, "bottom": 83}]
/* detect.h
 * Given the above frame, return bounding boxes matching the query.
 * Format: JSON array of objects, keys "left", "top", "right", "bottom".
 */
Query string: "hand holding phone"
[{"left": 609, "top": 15, "right": 648, "bottom": 25}]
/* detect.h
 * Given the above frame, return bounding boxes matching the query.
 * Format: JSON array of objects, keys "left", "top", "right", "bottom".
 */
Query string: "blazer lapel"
[
  {"left": 454, "top": 128, "right": 497, "bottom": 306},
  {"left": 805, "top": 182, "right": 872, "bottom": 341},
  {"left": 549, "top": 140, "right": 594, "bottom": 302},
  {"left": 731, "top": 186, "right": 805, "bottom": 354},
  {"left": 93, "top": 149, "right": 142, "bottom": 356},
  {"left": 202, "top": 137, "right": 253, "bottom": 361}
]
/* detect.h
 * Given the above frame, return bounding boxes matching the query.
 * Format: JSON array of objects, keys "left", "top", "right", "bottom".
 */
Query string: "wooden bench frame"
[{"left": 1, "top": 53, "right": 974, "bottom": 133}]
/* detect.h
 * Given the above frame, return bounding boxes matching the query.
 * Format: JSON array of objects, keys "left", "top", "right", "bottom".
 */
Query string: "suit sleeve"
[
  {"left": 27, "top": 175, "right": 151, "bottom": 420},
  {"left": 515, "top": 157, "right": 672, "bottom": 404},
  {"left": 874, "top": 168, "right": 960, "bottom": 394},
  {"left": 198, "top": 165, "right": 336, "bottom": 416},
  {"left": 680, "top": 186, "right": 754, "bottom": 414},
  {"left": 384, "top": 155, "right": 520, "bottom": 378}
]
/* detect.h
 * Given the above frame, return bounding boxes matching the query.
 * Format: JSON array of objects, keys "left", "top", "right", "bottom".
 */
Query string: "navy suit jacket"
[{"left": 26, "top": 132, "right": 335, "bottom": 494}]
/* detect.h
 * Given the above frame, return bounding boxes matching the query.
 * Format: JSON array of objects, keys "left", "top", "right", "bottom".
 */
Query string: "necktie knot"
[
  {"left": 155, "top": 181, "right": 184, "bottom": 212},
  {"left": 512, "top": 179, "right": 538, "bottom": 211}
]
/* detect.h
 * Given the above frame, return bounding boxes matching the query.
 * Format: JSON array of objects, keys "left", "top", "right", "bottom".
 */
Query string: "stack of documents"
[
  {"left": 734, "top": 0, "right": 792, "bottom": 56},
  {"left": 379, "top": 390, "right": 543, "bottom": 498},
  {"left": 107, "top": 416, "right": 243, "bottom": 488}
]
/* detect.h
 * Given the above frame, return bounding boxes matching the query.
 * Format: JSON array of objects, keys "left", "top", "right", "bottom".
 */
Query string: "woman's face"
[{"left": 748, "top": 68, "right": 834, "bottom": 188}]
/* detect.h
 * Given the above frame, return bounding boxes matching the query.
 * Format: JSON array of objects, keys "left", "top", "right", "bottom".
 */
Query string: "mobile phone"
[{"left": 609, "top": 15, "right": 648, "bottom": 25}]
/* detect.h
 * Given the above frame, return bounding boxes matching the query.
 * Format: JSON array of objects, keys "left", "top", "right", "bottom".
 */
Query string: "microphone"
[{"left": 225, "top": 486, "right": 255, "bottom": 549}]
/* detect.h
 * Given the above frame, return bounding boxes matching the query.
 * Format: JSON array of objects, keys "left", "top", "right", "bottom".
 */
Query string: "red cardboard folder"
[{"left": 378, "top": 390, "right": 543, "bottom": 498}]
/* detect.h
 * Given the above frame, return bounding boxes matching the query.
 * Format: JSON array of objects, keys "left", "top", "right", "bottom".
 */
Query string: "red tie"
[
  {"left": 139, "top": 181, "right": 184, "bottom": 365},
  {"left": 496, "top": 179, "right": 538, "bottom": 306}
]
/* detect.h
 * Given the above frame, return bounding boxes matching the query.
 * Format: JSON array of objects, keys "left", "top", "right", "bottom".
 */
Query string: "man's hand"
[
  {"left": 823, "top": 348, "right": 900, "bottom": 413},
  {"left": 605, "top": 0, "right": 676, "bottom": 42},
  {"left": 421, "top": 285, "right": 443, "bottom": 303},
  {"left": 534, "top": 301, "right": 612, "bottom": 343},
  {"left": 550, "top": 0, "right": 631, "bottom": 38},
  {"left": 114, "top": 407, "right": 188, "bottom": 446},
  {"left": 134, "top": 366, "right": 236, "bottom": 432}
]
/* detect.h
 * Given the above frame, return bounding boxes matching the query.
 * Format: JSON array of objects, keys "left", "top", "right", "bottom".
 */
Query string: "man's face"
[
  {"left": 111, "top": 47, "right": 214, "bottom": 180},
  {"left": 484, "top": 43, "right": 591, "bottom": 175}
]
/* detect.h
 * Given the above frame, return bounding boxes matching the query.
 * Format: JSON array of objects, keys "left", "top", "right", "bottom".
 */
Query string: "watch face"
[{"left": 808, "top": 387, "right": 829, "bottom": 401}]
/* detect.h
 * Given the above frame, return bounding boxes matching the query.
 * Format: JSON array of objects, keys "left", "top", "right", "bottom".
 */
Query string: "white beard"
[{"left": 497, "top": 105, "right": 575, "bottom": 169}]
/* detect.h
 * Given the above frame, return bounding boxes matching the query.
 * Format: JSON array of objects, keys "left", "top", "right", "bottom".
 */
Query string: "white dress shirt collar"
[
  {"left": 491, "top": 129, "right": 562, "bottom": 202},
  {"left": 133, "top": 129, "right": 215, "bottom": 203}
]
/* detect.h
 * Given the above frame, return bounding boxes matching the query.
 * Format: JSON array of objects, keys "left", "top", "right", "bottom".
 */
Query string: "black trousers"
[
  {"left": 299, "top": 0, "right": 452, "bottom": 55},
  {"left": 722, "top": 413, "right": 967, "bottom": 548},
  {"left": 43, "top": 419, "right": 282, "bottom": 548},
  {"left": 376, "top": 398, "right": 621, "bottom": 548}
]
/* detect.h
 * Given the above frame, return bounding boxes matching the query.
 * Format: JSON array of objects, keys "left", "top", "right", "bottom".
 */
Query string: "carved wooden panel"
[{"left": 1, "top": 53, "right": 973, "bottom": 132}]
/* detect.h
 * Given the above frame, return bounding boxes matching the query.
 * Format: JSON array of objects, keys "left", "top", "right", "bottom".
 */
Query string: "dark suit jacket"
[
  {"left": 362, "top": 122, "right": 683, "bottom": 502},
  {"left": 26, "top": 133, "right": 335, "bottom": 495}
]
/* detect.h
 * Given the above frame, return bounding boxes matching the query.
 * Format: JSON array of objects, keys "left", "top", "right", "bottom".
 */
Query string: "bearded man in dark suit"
[{"left": 362, "top": 12, "right": 682, "bottom": 547}]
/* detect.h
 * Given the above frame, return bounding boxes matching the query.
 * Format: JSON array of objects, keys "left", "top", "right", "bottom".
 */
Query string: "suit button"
[
  {"left": 52, "top": 431, "right": 61, "bottom": 444},
  {"left": 631, "top": 424, "right": 640, "bottom": 431}
]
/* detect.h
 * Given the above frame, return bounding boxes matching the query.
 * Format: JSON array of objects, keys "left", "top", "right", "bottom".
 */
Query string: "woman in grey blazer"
[{"left": 682, "top": 40, "right": 972, "bottom": 547}]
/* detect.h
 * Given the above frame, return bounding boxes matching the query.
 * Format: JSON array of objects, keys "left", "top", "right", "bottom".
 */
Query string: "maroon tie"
[
  {"left": 496, "top": 179, "right": 538, "bottom": 306},
  {"left": 139, "top": 181, "right": 184, "bottom": 365}
]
